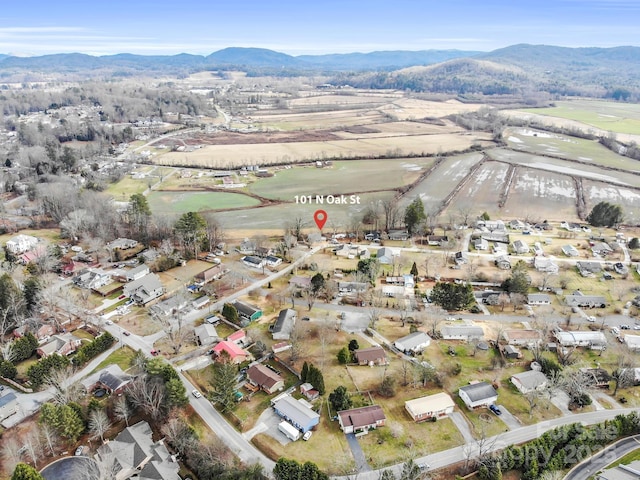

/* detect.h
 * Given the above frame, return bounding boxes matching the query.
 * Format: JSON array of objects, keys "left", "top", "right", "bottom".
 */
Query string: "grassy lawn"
[
  {"left": 147, "top": 191, "right": 261, "bottom": 214},
  {"left": 105, "top": 176, "right": 149, "bottom": 198},
  {"left": 496, "top": 372, "right": 563, "bottom": 426},
  {"left": 72, "top": 329, "right": 96, "bottom": 341},
  {"left": 603, "top": 447, "right": 640, "bottom": 470},
  {"left": 252, "top": 413, "right": 354, "bottom": 475},
  {"left": 92, "top": 346, "right": 137, "bottom": 372},
  {"left": 453, "top": 395, "right": 506, "bottom": 439}
]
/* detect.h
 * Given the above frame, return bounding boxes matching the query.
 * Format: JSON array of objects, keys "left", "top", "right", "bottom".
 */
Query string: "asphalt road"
[{"left": 564, "top": 434, "right": 640, "bottom": 480}]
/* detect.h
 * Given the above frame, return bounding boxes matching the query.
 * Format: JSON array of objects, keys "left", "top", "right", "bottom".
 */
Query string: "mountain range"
[{"left": 2, "top": 44, "right": 640, "bottom": 96}]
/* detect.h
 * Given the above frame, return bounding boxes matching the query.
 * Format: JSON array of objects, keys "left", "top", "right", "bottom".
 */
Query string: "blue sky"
[{"left": 1, "top": 0, "right": 639, "bottom": 56}]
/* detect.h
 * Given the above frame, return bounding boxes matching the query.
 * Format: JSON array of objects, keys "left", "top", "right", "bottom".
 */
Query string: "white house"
[
  {"left": 440, "top": 325, "right": 484, "bottom": 342},
  {"left": 512, "top": 240, "right": 529, "bottom": 255},
  {"left": 533, "top": 256, "right": 559, "bottom": 274},
  {"left": 474, "top": 238, "right": 489, "bottom": 251},
  {"left": 125, "top": 264, "right": 150, "bottom": 282},
  {"left": 459, "top": 382, "right": 498, "bottom": 409},
  {"left": 511, "top": 371, "right": 548, "bottom": 395},
  {"left": 624, "top": 335, "right": 640, "bottom": 351},
  {"left": 405, "top": 392, "right": 455, "bottom": 422},
  {"left": 555, "top": 331, "right": 607, "bottom": 348},
  {"left": 562, "top": 245, "right": 579, "bottom": 257},
  {"left": 394, "top": 332, "right": 431, "bottom": 354},
  {"left": 5, "top": 234, "right": 39, "bottom": 254}
]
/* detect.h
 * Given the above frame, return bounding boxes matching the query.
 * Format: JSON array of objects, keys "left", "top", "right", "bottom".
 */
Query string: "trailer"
[{"left": 278, "top": 421, "right": 300, "bottom": 441}]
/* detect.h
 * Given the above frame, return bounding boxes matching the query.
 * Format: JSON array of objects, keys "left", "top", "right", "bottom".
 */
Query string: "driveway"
[
  {"left": 495, "top": 404, "right": 521, "bottom": 430},
  {"left": 449, "top": 412, "right": 475, "bottom": 444},
  {"left": 550, "top": 389, "right": 573, "bottom": 415},
  {"left": 345, "top": 433, "right": 371, "bottom": 472},
  {"left": 591, "top": 391, "right": 624, "bottom": 409}
]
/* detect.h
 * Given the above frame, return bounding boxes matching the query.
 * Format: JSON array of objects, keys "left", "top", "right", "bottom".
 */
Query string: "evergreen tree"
[
  {"left": 404, "top": 197, "right": 425, "bottom": 235},
  {"left": 301, "top": 361, "right": 309, "bottom": 382},
  {"left": 586, "top": 201, "right": 623, "bottom": 227},
  {"left": 11, "top": 463, "right": 45, "bottom": 480},
  {"left": 410, "top": 262, "right": 419, "bottom": 278},
  {"left": 430, "top": 281, "right": 475, "bottom": 311},
  {"left": 329, "top": 386, "right": 352, "bottom": 412},
  {"left": 337, "top": 347, "right": 350, "bottom": 365},
  {"left": 210, "top": 352, "right": 238, "bottom": 411},
  {"left": 222, "top": 303, "right": 239, "bottom": 323},
  {"left": 348, "top": 339, "right": 359, "bottom": 351},
  {"left": 174, "top": 211, "right": 207, "bottom": 258}
]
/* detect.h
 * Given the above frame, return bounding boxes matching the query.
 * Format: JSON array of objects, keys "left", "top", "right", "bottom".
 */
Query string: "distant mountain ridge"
[{"left": 1, "top": 44, "right": 640, "bottom": 96}]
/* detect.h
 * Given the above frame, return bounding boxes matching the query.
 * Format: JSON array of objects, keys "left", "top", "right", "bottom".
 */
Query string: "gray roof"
[
  {"left": 527, "top": 293, "right": 550, "bottom": 303},
  {"left": 273, "top": 395, "right": 320, "bottom": 427},
  {"left": 511, "top": 371, "right": 547, "bottom": 390},
  {"left": 272, "top": 309, "right": 297, "bottom": 338},
  {"left": 577, "top": 261, "right": 602, "bottom": 273},
  {"left": 395, "top": 331, "right": 431, "bottom": 350},
  {"left": 233, "top": 300, "right": 261, "bottom": 318},
  {"left": 81, "top": 364, "right": 132, "bottom": 391},
  {"left": 459, "top": 382, "right": 497, "bottom": 402},
  {"left": 441, "top": 325, "right": 484, "bottom": 339},
  {"left": 0, "top": 392, "right": 17, "bottom": 408}
]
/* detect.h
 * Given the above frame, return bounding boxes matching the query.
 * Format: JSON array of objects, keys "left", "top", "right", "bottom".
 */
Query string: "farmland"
[{"left": 147, "top": 190, "right": 261, "bottom": 214}]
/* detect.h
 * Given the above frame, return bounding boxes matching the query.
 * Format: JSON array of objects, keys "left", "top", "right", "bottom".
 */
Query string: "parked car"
[
  {"left": 611, "top": 327, "right": 620, "bottom": 335},
  {"left": 303, "top": 431, "right": 312, "bottom": 441},
  {"left": 621, "top": 324, "right": 631, "bottom": 330},
  {"left": 192, "top": 390, "right": 202, "bottom": 398},
  {"left": 587, "top": 316, "right": 596, "bottom": 322},
  {"left": 417, "top": 462, "right": 430, "bottom": 471},
  {"left": 489, "top": 404, "right": 502, "bottom": 415},
  {"left": 150, "top": 349, "right": 159, "bottom": 356},
  {"left": 74, "top": 446, "right": 86, "bottom": 456}
]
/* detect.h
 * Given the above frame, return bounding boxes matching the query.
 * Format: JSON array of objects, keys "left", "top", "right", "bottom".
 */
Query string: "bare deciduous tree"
[
  {"left": 43, "top": 366, "right": 82, "bottom": 406},
  {"left": 126, "top": 376, "right": 166, "bottom": 421},
  {"left": 113, "top": 397, "right": 132, "bottom": 427},
  {"left": 89, "top": 409, "right": 111, "bottom": 443}
]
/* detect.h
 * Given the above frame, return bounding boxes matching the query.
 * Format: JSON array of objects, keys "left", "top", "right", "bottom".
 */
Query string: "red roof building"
[{"left": 212, "top": 341, "right": 250, "bottom": 364}]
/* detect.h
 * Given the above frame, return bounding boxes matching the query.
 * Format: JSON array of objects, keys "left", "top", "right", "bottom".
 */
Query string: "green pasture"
[
  {"left": 247, "top": 158, "right": 434, "bottom": 200},
  {"left": 214, "top": 191, "right": 394, "bottom": 230},
  {"left": 105, "top": 176, "right": 150, "bottom": 199},
  {"left": 147, "top": 191, "right": 261, "bottom": 214},
  {"left": 504, "top": 127, "right": 638, "bottom": 169},
  {"left": 520, "top": 100, "right": 640, "bottom": 135}
]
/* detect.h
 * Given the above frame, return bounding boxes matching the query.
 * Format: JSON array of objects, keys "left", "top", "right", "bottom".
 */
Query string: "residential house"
[
  {"left": 73, "top": 268, "right": 113, "bottom": 290},
  {"left": 338, "top": 282, "right": 368, "bottom": 295},
  {"left": 236, "top": 239, "right": 256, "bottom": 254},
  {"left": 265, "top": 255, "right": 283, "bottom": 268},
  {"left": 382, "top": 285, "right": 406, "bottom": 297},
  {"left": 192, "top": 295, "right": 210, "bottom": 310},
  {"left": 527, "top": 293, "right": 551, "bottom": 305},
  {"left": 388, "top": 230, "right": 409, "bottom": 241},
  {"left": 354, "top": 346, "right": 388, "bottom": 366},
  {"left": 403, "top": 274, "right": 415, "bottom": 288},
  {"left": 576, "top": 261, "right": 602, "bottom": 277},
  {"left": 562, "top": 245, "right": 579, "bottom": 257},
  {"left": 532, "top": 242, "right": 544, "bottom": 256},
  {"left": 427, "top": 235, "right": 449, "bottom": 246},
  {"left": 477, "top": 219, "right": 506, "bottom": 232},
  {"left": 195, "top": 264, "right": 229, "bottom": 285},
  {"left": 13, "top": 323, "right": 55, "bottom": 342},
  {"left": 502, "top": 329, "right": 542, "bottom": 347},
  {"left": 495, "top": 255, "right": 511, "bottom": 270},
  {"left": 474, "top": 238, "right": 489, "bottom": 251},
  {"left": 96, "top": 421, "right": 180, "bottom": 480},
  {"left": 247, "top": 364, "right": 285, "bottom": 394},
  {"left": 80, "top": 364, "right": 133, "bottom": 395},
  {"left": 512, "top": 240, "right": 529, "bottom": 255},
  {"left": 405, "top": 392, "right": 455, "bottom": 422},
  {"left": 272, "top": 342, "right": 292, "bottom": 355},
  {"left": 458, "top": 382, "right": 498, "bottom": 409},
  {"left": 509, "top": 220, "right": 526, "bottom": 230},
  {"left": 272, "top": 394, "right": 320, "bottom": 433},
  {"left": 233, "top": 300, "right": 262, "bottom": 322},
  {"left": 125, "top": 264, "right": 150, "bottom": 282},
  {"left": 194, "top": 324, "right": 218, "bottom": 346},
  {"left": 555, "top": 331, "right": 607, "bottom": 349},
  {"left": 377, "top": 247, "right": 397, "bottom": 264},
  {"left": 272, "top": 309, "right": 297, "bottom": 340},
  {"left": 565, "top": 293, "right": 607, "bottom": 308},
  {"left": 123, "top": 273, "right": 164, "bottom": 305},
  {"left": 511, "top": 371, "right": 548, "bottom": 395},
  {"left": 0, "top": 393, "right": 18, "bottom": 421},
  {"left": 37, "top": 333, "right": 82, "bottom": 357},
  {"left": 493, "top": 243, "right": 508, "bottom": 255},
  {"left": 533, "top": 256, "right": 559, "bottom": 274},
  {"left": 5, "top": 234, "right": 38, "bottom": 254},
  {"left": 227, "top": 329, "right": 247, "bottom": 346},
  {"left": 242, "top": 255, "right": 265, "bottom": 269},
  {"left": 106, "top": 238, "right": 138, "bottom": 251},
  {"left": 592, "top": 242, "right": 613, "bottom": 256},
  {"left": 151, "top": 295, "right": 189, "bottom": 317},
  {"left": 19, "top": 246, "right": 47, "bottom": 265},
  {"left": 212, "top": 341, "right": 250, "bottom": 364},
  {"left": 394, "top": 332, "right": 431, "bottom": 354},
  {"left": 338, "top": 405, "right": 386, "bottom": 435},
  {"left": 614, "top": 262, "right": 629, "bottom": 275},
  {"left": 440, "top": 325, "right": 484, "bottom": 342},
  {"left": 300, "top": 383, "right": 319, "bottom": 401}
]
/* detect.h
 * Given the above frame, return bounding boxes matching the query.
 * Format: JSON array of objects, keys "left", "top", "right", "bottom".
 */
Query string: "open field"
[
  {"left": 443, "top": 161, "right": 511, "bottom": 216},
  {"left": 147, "top": 191, "right": 261, "bottom": 214},
  {"left": 401, "top": 152, "right": 485, "bottom": 212},
  {"left": 151, "top": 133, "right": 491, "bottom": 169},
  {"left": 252, "top": 108, "right": 389, "bottom": 131},
  {"left": 583, "top": 180, "right": 640, "bottom": 225},
  {"left": 519, "top": 100, "right": 640, "bottom": 135},
  {"left": 213, "top": 191, "right": 395, "bottom": 230},
  {"left": 248, "top": 158, "right": 434, "bottom": 200},
  {"left": 331, "top": 120, "right": 460, "bottom": 139},
  {"left": 504, "top": 127, "right": 639, "bottom": 169},
  {"left": 104, "top": 176, "right": 150, "bottom": 198}
]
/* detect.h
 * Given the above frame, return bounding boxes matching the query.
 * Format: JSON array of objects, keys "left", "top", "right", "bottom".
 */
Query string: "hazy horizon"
[{"left": 2, "top": 0, "right": 640, "bottom": 57}]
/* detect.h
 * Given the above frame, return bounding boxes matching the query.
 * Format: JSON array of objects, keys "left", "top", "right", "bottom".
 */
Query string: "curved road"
[{"left": 564, "top": 434, "right": 640, "bottom": 480}]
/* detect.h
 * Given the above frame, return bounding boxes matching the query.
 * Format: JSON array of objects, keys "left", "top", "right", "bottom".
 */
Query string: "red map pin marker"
[{"left": 314, "top": 209, "right": 327, "bottom": 230}]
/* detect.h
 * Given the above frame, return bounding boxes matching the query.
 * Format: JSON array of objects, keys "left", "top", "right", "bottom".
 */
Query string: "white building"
[{"left": 6, "top": 234, "right": 38, "bottom": 254}]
